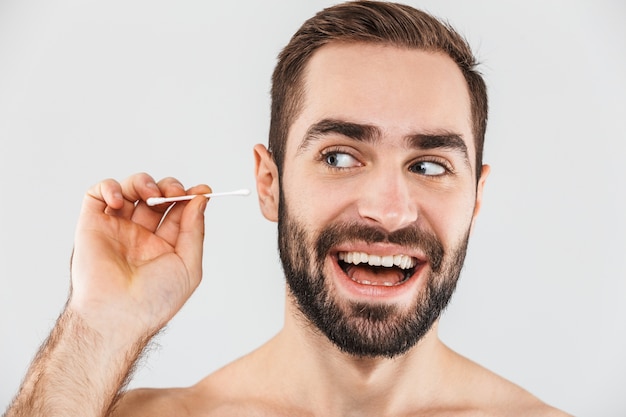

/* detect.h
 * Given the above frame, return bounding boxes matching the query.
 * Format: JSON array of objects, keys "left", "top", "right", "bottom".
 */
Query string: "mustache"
[{"left": 315, "top": 222, "right": 444, "bottom": 272}]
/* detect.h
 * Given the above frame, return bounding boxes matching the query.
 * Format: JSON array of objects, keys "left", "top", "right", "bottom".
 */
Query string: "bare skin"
[
  {"left": 113, "top": 324, "right": 566, "bottom": 417},
  {"left": 5, "top": 44, "right": 571, "bottom": 417},
  {"left": 5, "top": 175, "right": 211, "bottom": 417}
]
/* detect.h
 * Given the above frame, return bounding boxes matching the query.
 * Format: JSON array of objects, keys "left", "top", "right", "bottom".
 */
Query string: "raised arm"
[{"left": 4, "top": 173, "right": 211, "bottom": 417}]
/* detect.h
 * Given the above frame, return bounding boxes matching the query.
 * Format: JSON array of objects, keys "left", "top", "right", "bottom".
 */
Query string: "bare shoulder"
[
  {"left": 189, "top": 360, "right": 308, "bottom": 417},
  {"left": 110, "top": 386, "right": 209, "bottom": 417},
  {"left": 482, "top": 381, "right": 573, "bottom": 417},
  {"left": 109, "top": 360, "right": 297, "bottom": 417},
  {"left": 110, "top": 388, "right": 277, "bottom": 417},
  {"left": 109, "top": 383, "right": 262, "bottom": 417},
  {"left": 446, "top": 351, "right": 573, "bottom": 417}
]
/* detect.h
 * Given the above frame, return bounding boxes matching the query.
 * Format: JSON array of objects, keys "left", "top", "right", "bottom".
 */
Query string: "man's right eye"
[{"left": 324, "top": 152, "right": 361, "bottom": 168}]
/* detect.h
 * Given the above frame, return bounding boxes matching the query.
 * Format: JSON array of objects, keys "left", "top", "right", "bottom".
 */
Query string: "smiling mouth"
[{"left": 337, "top": 251, "right": 419, "bottom": 287}]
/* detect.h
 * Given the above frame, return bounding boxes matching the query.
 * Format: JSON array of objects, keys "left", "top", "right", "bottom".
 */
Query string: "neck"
[{"left": 263, "top": 299, "right": 454, "bottom": 416}]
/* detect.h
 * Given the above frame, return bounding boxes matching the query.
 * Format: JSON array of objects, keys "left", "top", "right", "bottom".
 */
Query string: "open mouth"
[{"left": 337, "top": 251, "right": 419, "bottom": 287}]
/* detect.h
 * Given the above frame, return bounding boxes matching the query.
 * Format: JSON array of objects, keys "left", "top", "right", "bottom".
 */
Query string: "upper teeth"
[{"left": 337, "top": 252, "right": 416, "bottom": 269}]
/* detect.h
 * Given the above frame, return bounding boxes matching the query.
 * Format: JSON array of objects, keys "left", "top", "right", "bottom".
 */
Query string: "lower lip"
[{"left": 328, "top": 256, "right": 427, "bottom": 303}]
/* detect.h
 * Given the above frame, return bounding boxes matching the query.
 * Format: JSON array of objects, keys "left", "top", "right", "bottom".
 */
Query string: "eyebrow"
[
  {"left": 298, "top": 118, "right": 470, "bottom": 165},
  {"left": 406, "top": 132, "right": 470, "bottom": 165},
  {"left": 298, "top": 119, "right": 381, "bottom": 154}
]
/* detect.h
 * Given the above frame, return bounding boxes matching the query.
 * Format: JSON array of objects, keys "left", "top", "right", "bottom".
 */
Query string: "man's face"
[{"left": 269, "top": 43, "right": 488, "bottom": 358}]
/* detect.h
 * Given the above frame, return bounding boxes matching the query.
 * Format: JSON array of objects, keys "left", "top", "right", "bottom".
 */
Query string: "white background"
[{"left": 1, "top": 1, "right": 624, "bottom": 415}]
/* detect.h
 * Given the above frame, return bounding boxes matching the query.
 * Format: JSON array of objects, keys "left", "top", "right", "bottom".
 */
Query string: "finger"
[
  {"left": 76, "top": 178, "right": 126, "bottom": 240},
  {"left": 155, "top": 184, "right": 211, "bottom": 247},
  {"left": 174, "top": 193, "right": 209, "bottom": 290},
  {"left": 129, "top": 176, "right": 187, "bottom": 231},
  {"left": 109, "top": 172, "right": 161, "bottom": 219},
  {"left": 82, "top": 178, "right": 124, "bottom": 215}
]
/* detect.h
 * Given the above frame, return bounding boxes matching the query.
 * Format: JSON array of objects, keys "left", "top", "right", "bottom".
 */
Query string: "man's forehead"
[{"left": 287, "top": 42, "right": 475, "bottom": 161}]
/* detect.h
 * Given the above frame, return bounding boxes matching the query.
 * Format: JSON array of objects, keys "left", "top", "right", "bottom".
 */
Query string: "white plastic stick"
[{"left": 146, "top": 188, "right": 250, "bottom": 206}]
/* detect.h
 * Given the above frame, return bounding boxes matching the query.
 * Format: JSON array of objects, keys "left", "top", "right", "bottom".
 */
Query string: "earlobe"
[
  {"left": 469, "top": 164, "right": 490, "bottom": 233},
  {"left": 254, "top": 144, "right": 280, "bottom": 222}
]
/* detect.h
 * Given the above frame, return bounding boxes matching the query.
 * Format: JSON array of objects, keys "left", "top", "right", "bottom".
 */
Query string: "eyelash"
[
  {"left": 318, "top": 147, "right": 361, "bottom": 170},
  {"left": 409, "top": 157, "right": 455, "bottom": 176}
]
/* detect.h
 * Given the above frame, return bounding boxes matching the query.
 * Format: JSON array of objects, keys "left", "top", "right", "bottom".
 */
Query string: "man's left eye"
[
  {"left": 409, "top": 161, "right": 446, "bottom": 176},
  {"left": 325, "top": 152, "right": 360, "bottom": 168}
]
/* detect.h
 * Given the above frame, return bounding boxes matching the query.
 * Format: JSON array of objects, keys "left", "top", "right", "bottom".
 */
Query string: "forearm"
[
  {"left": 4, "top": 308, "right": 152, "bottom": 417},
  {"left": 5, "top": 174, "right": 207, "bottom": 416}
]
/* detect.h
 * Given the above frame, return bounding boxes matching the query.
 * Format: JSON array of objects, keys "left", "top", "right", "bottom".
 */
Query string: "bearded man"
[{"left": 5, "top": 2, "right": 570, "bottom": 416}]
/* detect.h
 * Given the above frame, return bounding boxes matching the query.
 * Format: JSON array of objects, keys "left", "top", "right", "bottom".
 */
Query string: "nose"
[{"left": 357, "top": 170, "right": 418, "bottom": 232}]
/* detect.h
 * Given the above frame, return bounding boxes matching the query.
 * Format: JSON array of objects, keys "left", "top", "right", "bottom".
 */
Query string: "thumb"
[{"left": 175, "top": 196, "right": 208, "bottom": 290}]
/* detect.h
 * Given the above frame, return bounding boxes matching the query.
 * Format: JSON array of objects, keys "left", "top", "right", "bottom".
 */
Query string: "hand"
[{"left": 69, "top": 173, "right": 211, "bottom": 340}]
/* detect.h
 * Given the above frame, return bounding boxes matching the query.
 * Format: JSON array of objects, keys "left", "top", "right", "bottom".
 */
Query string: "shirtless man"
[{"left": 5, "top": 2, "right": 571, "bottom": 416}]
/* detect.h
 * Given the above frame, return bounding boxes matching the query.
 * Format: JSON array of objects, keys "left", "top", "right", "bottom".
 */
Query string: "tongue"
[{"left": 346, "top": 265, "right": 404, "bottom": 285}]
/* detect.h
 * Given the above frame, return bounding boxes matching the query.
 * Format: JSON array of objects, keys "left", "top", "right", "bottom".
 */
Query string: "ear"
[
  {"left": 254, "top": 144, "right": 280, "bottom": 222},
  {"left": 469, "top": 164, "right": 490, "bottom": 234}
]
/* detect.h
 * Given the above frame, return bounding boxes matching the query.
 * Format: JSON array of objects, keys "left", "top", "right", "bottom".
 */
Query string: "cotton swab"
[{"left": 146, "top": 188, "right": 251, "bottom": 206}]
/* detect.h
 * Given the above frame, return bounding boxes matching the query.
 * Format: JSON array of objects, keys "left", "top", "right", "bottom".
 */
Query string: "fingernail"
[{"left": 199, "top": 197, "right": 208, "bottom": 212}]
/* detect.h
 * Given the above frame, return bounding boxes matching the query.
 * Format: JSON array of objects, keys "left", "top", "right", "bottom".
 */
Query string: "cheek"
[
  {"left": 283, "top": 174, "right": 357, "bottom": 226},
  {"left": 420, "top": 191, "right": 476, "bottom": 244}
]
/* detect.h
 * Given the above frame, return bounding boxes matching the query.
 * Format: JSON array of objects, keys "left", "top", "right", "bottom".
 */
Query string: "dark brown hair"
[{"left": 269, "top": 0, "right": 488, "bottom": 180}]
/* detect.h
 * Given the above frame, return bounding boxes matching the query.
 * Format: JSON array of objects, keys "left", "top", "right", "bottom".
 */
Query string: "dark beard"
[{"left": 277, "top": 193, "right": 470, "bottom": 359}]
